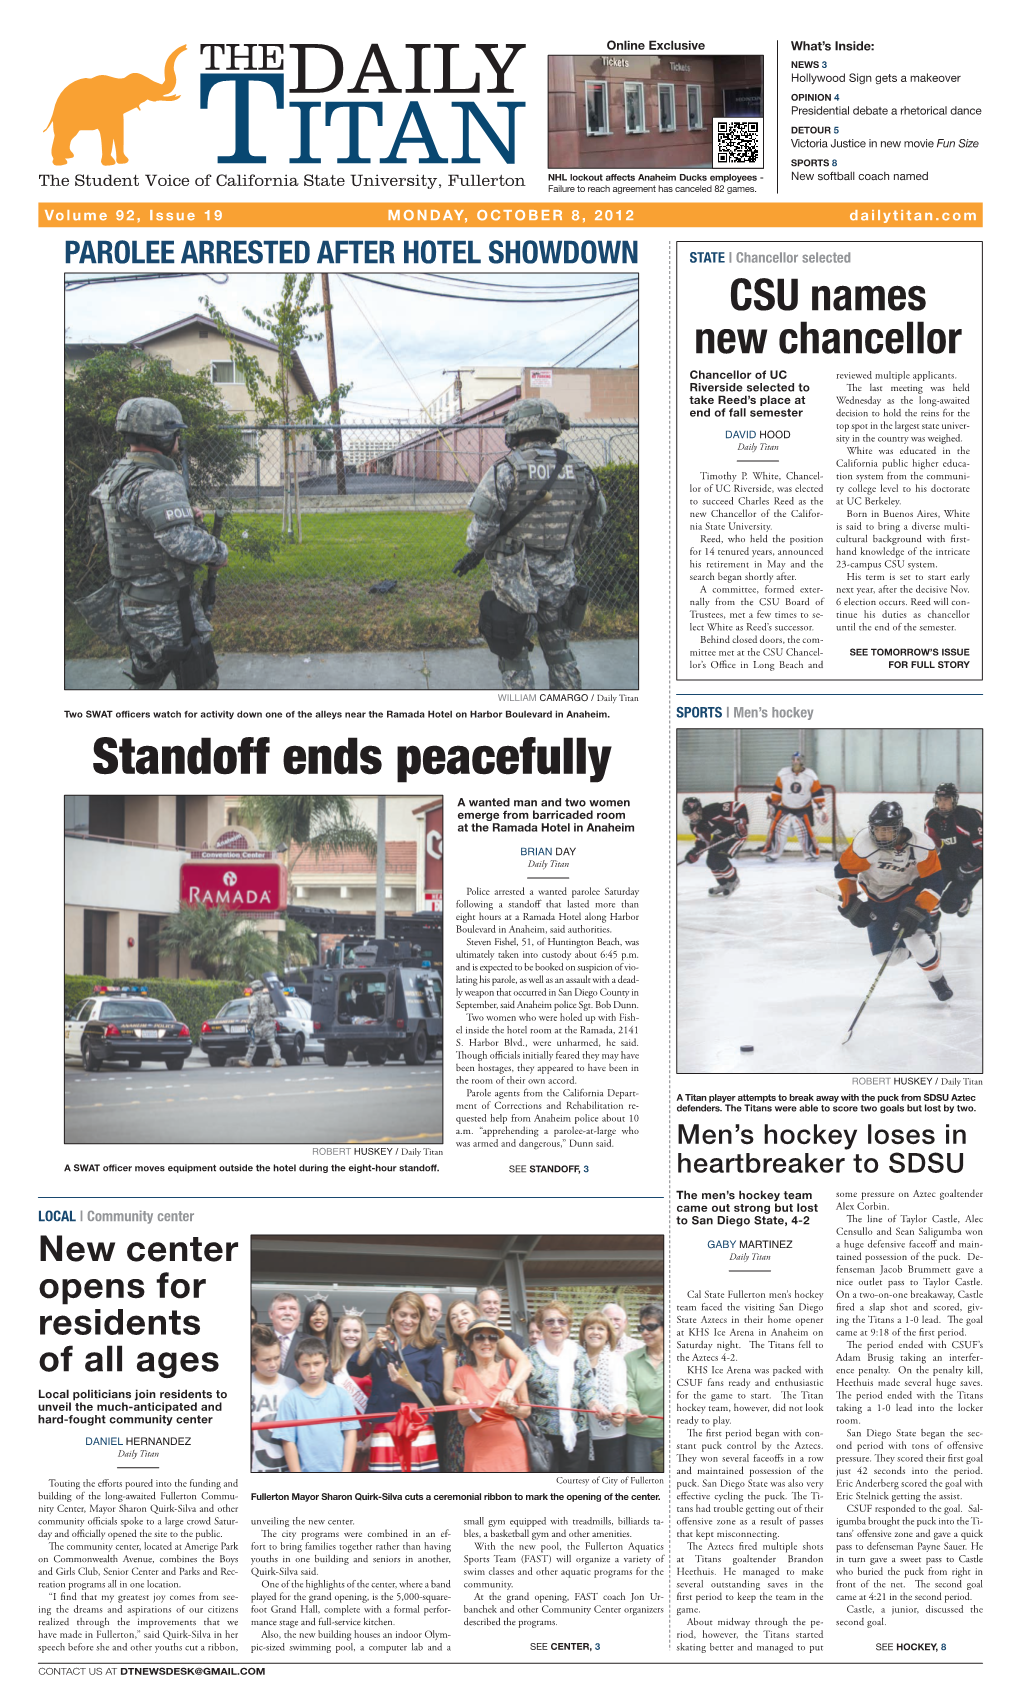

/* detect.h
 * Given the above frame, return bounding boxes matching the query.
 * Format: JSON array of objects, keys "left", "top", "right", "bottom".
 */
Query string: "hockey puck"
[{"left": 740, "top": 1046, "right": 754, "bottom": 1053}]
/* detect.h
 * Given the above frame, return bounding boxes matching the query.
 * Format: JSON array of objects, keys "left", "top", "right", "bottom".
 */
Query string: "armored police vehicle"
[{"left": 315, "top": 941, "right": 443, "bottom": 1068}]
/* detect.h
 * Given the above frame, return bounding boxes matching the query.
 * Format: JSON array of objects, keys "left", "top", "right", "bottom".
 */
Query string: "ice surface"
[{"left": 677, "top": 855, "right": 981, "bottom": 1073}]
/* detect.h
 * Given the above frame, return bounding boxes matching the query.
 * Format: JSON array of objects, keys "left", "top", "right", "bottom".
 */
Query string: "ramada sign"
[{"left": 179, "top": 861, "right": 286, "bottom": 911}]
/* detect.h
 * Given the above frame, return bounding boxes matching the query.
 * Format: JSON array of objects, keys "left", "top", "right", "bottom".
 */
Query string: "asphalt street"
[{"left": 63, "top": 1053, "right": 442, "bottom": 1145}]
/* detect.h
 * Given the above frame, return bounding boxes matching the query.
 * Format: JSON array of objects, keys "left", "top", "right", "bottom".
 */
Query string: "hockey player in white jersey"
[
  {"left": 764, "top": 752, "right": 828, "bottom": 860},
  {"left": 835, "top": 800, "right": 953, "bottom": 1002}
]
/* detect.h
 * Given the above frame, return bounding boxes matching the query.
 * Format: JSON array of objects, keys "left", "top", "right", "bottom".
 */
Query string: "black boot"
[{"left": 930, "top": 975, "right": 953, "bottom": 1002}]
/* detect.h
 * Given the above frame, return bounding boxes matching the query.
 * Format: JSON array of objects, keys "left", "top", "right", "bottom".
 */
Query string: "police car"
[
  {"left": 64, "top": 986, "right": 193, "bottom": 1072},
  {"left": 284, "top": 994, "right": 323, "bottom": 1058},
  {"left": 199, "top": 981, "right": 306, "bottom": 1068}
]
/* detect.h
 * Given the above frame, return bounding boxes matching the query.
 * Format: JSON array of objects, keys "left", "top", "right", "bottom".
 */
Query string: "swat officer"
[
  {"left": 456, "top": 398, "right": 606, "bottom": 690},
  {"left": 79, "top": 396, "right": 228, "bottom": 689},
  {"left": 237, "top": 984, "right": 284, "bottom": 1069}
]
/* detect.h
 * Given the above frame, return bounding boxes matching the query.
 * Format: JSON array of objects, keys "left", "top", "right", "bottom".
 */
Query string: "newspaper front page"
[{"left": 11, "top": 1, "right": 1012, "bottom": 1693}]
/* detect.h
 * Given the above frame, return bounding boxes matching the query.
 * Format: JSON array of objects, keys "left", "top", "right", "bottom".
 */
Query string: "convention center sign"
[{"left": 179, "top": 861, "right": 287, "bottom": 911}]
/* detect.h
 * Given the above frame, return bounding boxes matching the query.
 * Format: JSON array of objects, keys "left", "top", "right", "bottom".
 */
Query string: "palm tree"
[
  {"left": 157, "top": 904, "right": 277, "bottom": 981},
  {"left": 235, "top": 795, "right": 377, "bottom": 875},
  {"left": 276, "top": 918, "right": 317, "bottom": 972}
]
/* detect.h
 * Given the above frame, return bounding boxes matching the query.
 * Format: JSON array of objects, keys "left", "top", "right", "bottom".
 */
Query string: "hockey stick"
[
  {"left": 842, "top": 925, "right": 905, "bottom": 1045},
  {"left": 678, "top": 832, "right": 747, "bottom": 865}
]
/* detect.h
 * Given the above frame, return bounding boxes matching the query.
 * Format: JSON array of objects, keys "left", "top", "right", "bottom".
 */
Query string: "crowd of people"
[{"left": 251, "top": 1286, "right": 664, "bottom": 1474}]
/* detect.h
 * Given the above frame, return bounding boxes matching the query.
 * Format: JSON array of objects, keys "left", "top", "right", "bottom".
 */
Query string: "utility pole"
[
  {"left": 375, "top": 796, "right": 387, "bottom": 942},
  {"left": 320, "top": 272, "right": 346, "bottom": 494},
  {"left": 443, "top": 367, "right": 475, "bottom": 419}
]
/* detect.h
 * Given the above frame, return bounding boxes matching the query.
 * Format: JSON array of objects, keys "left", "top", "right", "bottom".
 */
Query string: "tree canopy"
[
  {"left": 157, "top": 904, "right": 277, "bottom": 982},
  {"left": 236, "top": 795, "right": 377, "bottom": 874}
]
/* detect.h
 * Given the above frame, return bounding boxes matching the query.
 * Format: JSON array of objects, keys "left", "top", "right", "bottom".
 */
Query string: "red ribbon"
[
  {"left": 253, "top": 1401, "right": 662, "bottom": 1432},
  {"left": 382, "top": 1403, "right": 433, "bottom": 1473}
]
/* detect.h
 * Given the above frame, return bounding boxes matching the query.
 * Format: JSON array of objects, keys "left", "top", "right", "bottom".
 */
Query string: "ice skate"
[
  {"left": 930, "top": 975, "right": 953, "bottom": 1002},
  {"left": 709, "top": 875, "right": 739, "bottom": 897}
]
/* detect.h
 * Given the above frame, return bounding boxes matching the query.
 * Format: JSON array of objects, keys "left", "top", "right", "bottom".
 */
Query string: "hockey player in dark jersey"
[
  {"left": 835, "top": 799, "right": 952, "bottom": 1001},
  {"left": 679, "top": 796, "right": 749, "bottom": 896},
  {"left": 923, "top": 783, "right": 983, "bottom": 919}
]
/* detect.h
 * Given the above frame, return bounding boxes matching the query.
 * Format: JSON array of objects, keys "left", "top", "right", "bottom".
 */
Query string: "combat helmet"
[
  {"left": 115, "top": 396, "right": 185, "bottom": 453},
  {"left": 504, "top": 397, "right": 569, "bottom": 446}
]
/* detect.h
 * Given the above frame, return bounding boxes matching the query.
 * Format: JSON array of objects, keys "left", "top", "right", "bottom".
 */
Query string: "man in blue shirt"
[{"left": 276, "top": 1339, "right": 357, "bottom": 1472}]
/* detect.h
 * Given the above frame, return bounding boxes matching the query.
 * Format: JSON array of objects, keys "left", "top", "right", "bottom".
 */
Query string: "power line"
[
  {"left": 338, "top": 278, "right": 478, "bottom": 481},
  {"left": 423, "top": 271, "right": 639, "bottom": 293},
  {"left": 64, "top": 273, "right": 229, "bottom": 291},
  {"left": 553, "top": 301, "right": 636, "bottom": 366},
  {"left": 476, "top": 296, "right": 625, "bottom": 361},
  {"left": 578, "top": 318, "right": 639, "bottom": 364},
  {"left": 335, "top": 271, "right": 637, "bottom": 306}
]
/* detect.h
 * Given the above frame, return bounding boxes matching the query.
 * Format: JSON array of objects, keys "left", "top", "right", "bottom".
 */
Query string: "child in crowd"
[
  {"left": 251, "top": 1325, "right": 296, "bottom": 1474},
  {"left": 275, "top": 1337, "right": 358, "bottom": 1473}
]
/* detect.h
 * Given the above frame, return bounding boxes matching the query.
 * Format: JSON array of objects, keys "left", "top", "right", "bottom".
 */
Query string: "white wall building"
[{"left": 425, "top": 367, "right": 523, "bottom": 422}]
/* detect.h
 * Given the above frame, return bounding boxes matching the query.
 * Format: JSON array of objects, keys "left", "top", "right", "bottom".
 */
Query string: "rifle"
[{"left": 201, "top": 511, "right": 225, "bottom": 615}]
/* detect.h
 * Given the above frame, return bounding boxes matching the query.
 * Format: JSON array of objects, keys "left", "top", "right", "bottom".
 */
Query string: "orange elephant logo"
[{"left": 44, "top": 45, "right": 186, "bottom": 167}]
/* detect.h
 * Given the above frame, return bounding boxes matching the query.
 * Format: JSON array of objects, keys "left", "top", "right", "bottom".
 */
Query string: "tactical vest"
[
  {"left": 90, "top": 456, "right": 189, "bottom": 592},
  {"left": 498, "top": 446, "right": 593, "bottom": 556}
]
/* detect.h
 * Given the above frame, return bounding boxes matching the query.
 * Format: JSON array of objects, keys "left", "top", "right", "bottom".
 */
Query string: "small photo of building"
[{"left": 548, "top": 53, "right": 764, "bottom": 170}]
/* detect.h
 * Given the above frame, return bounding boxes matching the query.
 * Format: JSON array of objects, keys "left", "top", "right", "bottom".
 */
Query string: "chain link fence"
[{"left": 165, "top": 420, "right": 639, "bottom": 655}]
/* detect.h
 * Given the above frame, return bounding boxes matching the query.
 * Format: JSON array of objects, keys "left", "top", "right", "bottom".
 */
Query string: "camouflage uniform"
[
  {"left": 78, "top": 398, "right": 227, "bottom": 690},
  {"left": 243, "top": 989, "right": 282, "bottom": 1066},
  {"left": 466, "top": 401, "right": 606, "bottom": 690}
]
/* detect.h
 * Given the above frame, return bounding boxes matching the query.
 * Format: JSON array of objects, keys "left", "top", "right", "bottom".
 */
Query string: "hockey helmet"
[
  {"left": 933, "top": 782, "right": 959, "bottom": 811},
  {"left": 504, "top": 397, "right": 568, "bottom": 445},
  {"left": 791, "top": 751, "right": 806, "bottom": 772},
  {"left": 869, "top": 799, "right": 905, "bottom": 844},
  {"left": 681, "top": 796, "right": 703, "bottom": 819},
  {"left": 115, "top": 396, "right": 185, "bottom": 452}
]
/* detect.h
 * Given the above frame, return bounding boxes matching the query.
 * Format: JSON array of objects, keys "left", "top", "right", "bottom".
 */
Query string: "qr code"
[{"left": 713, "top": 117, "right": 762, "bottom": 168}]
